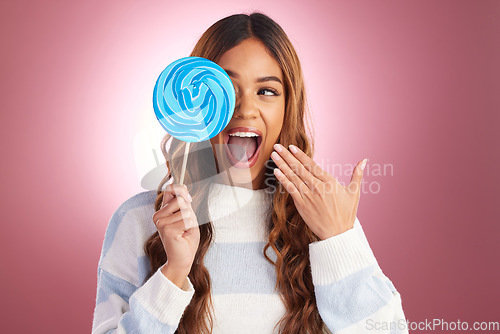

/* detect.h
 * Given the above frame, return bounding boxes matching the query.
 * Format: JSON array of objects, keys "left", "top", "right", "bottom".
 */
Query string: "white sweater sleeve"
[
  {"left": 91, "top": 192, "right": 195, "bottom": 333},
  {"left": 309, "top": 217, "right": 408, "bottom": 334},
  {"left": 92, "top": 265, "right": 195, "bottom": 333}
]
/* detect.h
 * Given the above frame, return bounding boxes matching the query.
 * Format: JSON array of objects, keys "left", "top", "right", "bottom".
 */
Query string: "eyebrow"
[{"left": 224, "top": 69, "right": 283, "bottom": 85}]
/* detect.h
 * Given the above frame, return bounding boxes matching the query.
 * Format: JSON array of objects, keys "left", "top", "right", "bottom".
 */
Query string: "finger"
[
  {"left": 154, "top": 207, "right": 192, "bottom": 228},
  {"left": 160, "top": 196, "right": 180, "bottom": 213},
  {"left": 164, "top": 208, "right": 197, "bottom": 231},
  {"left": 286, "top": 144, "right": 331, "bottom": 183},
  {"left": 272, "top": 144, "right": 323, "bottom": 190},
  {"left": 159, "top": 220, "right": 196, "bottom": 240},
  {"left": 153, "top": 197, "right": 191, "bottom": 224},
  {"left": 163, "top": 195, "right": 191, "bottom": 216},
  {"left": 273, "top": 167, "right": 303, "bottom": 202},
  {"left": 348, "top": 158, "right": 367, "bottom": 194},
  {"left": 271, "top": 150, "right": 308, "bottom": 196},
  {"left": 162, "top": 183, "right": 192, "bottom": 207}
]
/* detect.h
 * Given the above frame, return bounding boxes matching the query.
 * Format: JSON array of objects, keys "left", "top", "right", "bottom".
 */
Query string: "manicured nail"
[
  {"left": 274, "top": 168, "right": 283, "bottom": 177},
  {"left": 360, "top": 159, "right": 367, "bottom": 171},
  {"left": 289, "top": 145, "right": 298, "bottom": 154},
  {"left": 187, "top": 193, "right": 193, "bottom": 202},
  {"left": 273, "top": 144, "right": 283, "bottom": 153},
  {"left": 271, "top": 151, "right": 280, "bottom": 161}
]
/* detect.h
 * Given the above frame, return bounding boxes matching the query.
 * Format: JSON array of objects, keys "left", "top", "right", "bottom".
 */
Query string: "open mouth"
[{"left": 223, "top": 127, "right": 263, "bottom": 168}]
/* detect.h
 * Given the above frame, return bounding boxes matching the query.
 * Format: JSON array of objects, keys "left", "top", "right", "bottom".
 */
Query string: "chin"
[{"left": 226, "top": 161, "right": 262, "bottom": 181}]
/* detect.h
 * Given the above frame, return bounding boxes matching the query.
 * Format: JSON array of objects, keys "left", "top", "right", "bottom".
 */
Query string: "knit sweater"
[{"left": 92, "top": 182, "right": 408, "bottom": 333}]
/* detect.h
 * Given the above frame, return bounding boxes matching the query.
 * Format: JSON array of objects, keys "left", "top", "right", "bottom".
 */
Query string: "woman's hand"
[
  {"left": 270, "top": 143, "right": 367, "bottom": 240},
  {"left": 152, "top": 184, "right": 200, "bottom": 279}
]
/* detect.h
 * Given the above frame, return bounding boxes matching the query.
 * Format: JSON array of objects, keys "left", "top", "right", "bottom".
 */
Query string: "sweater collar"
[{"left": 207, "top": 181, "right": 274, "bottom": 223}]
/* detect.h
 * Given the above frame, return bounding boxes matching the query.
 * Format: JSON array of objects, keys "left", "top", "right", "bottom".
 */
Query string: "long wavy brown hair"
[{"left": 143, "top": 12, "right": 329, "bottom": 334}]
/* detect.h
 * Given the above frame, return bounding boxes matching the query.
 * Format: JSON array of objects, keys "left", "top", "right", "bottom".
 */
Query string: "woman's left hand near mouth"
[{"left": 271, "top": 143, "right": 367, "bottom": 240}]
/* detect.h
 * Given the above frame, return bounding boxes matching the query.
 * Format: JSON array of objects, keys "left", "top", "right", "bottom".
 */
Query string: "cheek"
[
  {"left": 210, "top": 133, "right": 223, "bottom": 145},
  {"left": 269, "top": 105, "right": 285, "bottom": 138},
  {"left": 263, "top": 106, "right": 285, "bottom": 151},
  {"left": 209, "top": 134, "right": 222, "bottom": 156}
]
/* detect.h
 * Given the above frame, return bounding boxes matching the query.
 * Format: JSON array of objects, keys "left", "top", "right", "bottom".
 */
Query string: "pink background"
[{"left": 1, "top": 0, "right": 499, "bottom": 332}]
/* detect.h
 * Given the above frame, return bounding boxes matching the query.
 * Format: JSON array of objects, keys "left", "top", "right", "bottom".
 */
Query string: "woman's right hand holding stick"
[{"left": 152, "top": 183, "right": 200, "bottom": 289}]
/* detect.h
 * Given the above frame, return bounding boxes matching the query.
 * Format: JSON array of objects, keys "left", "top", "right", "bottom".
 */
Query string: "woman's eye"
[{"left": 258, "top": 88, "right": 279, "bottom": 96}]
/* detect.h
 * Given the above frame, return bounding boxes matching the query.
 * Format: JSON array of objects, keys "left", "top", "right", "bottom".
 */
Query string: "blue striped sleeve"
[
  {"left": 92, "top": 266, "right": 195, "bottom": 334},
  {"left": 309, "top": 218, "right": 408, "bottom": 334},
  {"left": 92, "top": 191, "right": 196, "bottom": 333}
]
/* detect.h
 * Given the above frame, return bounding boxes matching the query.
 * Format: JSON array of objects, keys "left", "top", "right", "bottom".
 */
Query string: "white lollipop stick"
[{"left": 179, "top": 142, "right": 190, "bottom": 185}]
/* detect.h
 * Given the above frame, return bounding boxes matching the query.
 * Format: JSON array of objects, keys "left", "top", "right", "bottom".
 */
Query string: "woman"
[{"left": 92, "top": 12, "right": 408, "bottom": 334}]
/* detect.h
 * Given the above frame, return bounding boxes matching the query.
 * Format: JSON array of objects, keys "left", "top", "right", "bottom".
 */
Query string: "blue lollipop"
[{"left": 153, "top": 56, "right": 235, "bottom": 184}]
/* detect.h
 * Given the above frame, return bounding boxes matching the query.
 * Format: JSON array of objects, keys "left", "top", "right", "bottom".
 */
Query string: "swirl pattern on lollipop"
[{"left": 153, "top": 56, "right": 235, "bottom": 142}]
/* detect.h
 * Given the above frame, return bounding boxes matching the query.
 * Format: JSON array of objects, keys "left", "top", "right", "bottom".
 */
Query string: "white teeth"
[{"left": 228, "top": 132, "right": 260, "bottom": 138}]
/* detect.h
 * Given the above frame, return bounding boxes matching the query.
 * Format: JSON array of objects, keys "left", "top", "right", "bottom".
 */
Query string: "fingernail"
[
  {"left": 289, "top": 145, "right": 298, "bottom": 154},
  {"left": 187, "top": 193, "right": 193, "bottom": 202},
  {"left": 360, "top": 158, "right": 367, "bottom": 171},
  {"left": 273, "top": 144, "right": 282, "bottom": 153},
  {"left": 271, "top": 151, "right": 280, "bottom": 161}
]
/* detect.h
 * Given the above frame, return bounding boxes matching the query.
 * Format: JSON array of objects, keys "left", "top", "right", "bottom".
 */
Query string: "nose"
[{"left": 232, "top": 90, "right": 259, "bottom": 120}]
